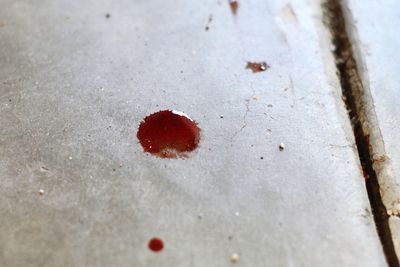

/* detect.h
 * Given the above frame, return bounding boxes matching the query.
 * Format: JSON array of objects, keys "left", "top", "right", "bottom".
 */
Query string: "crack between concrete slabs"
[{"left": 323, "top": 0, "right": 400, "bottom": 266}]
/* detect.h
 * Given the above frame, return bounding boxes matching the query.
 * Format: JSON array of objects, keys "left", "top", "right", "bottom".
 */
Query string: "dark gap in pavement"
[{"left": 323, "top": 0, "right": 400, "bottom": 266}]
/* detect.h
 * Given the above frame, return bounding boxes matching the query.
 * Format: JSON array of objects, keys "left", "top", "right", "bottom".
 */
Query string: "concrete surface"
[
  {"left": 344, "top": 0, "right": 400, "bottom": 258},
  {"left": 0, "top": 0, "right": 387, "bottom": 266}
]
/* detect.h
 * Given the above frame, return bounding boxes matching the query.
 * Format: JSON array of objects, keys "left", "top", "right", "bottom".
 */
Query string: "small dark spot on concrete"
[
  {"left": 229, "top": 0, "right": 239, "bottom": 15},
  {"left": 267, "top": 104, "right": 273, "bottom": 107},
  {"left": 279, "top": 143, "right": 285, "bottom": 151},
  {"left": 246, "top": 62, "right": 270, "bottom": 73},
  {"left": 112, "top": 168, "right": 116, "bottom": 172},
  {"left": 105, "top": 13, "right": 111, "bottom": 19},
  {"left": 205, "top": 14, "right": 213, "bottom": 31},
  {"left": 260, "top": 157, "right": 264, "bottom": 159},
  {"left": 228, "top": 236, "right": 233, "bottom": 240},
  {"left": 9, "top": 99, "right": 12, "bottom": 102}
]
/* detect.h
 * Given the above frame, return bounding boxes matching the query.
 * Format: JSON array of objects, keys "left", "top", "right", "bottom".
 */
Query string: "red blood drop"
[
  {"left": 137, "top": 110, "right": 200, "bottom": 158},
  {"left": 148, "top": 238, "right": 164, "bottom": 252}
]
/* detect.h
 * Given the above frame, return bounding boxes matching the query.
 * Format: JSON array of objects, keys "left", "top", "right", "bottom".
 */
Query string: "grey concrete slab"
[
  {"left": 344, "top": 0, "right": 400, "bottom": 258},
  {"left": 0, "top": 0, "right": 387, "bottom": 266}
]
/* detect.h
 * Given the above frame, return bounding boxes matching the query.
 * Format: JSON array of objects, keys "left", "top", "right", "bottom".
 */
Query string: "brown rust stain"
[
  {"left": 229, "top": 0, "right": 238, "bottom": 15},
  {"left": 246, "top": 62, "right": 270, "bottom": 73}
]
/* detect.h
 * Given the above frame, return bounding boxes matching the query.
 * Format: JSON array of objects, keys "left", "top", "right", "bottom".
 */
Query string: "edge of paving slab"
[
  {"left": 341, "top": 0, "right": 400, "bottom": 262},
  {"left": 322, "top": 0, "right": 400, "bottom": 265}
]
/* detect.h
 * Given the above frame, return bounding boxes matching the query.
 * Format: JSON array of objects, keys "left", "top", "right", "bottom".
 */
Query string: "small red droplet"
[
  {"left": 148, "top": 238, "right": 164, "bottom": 252},
  {"left": 137, "top": 110, "right": 200, "bottom": 158}
]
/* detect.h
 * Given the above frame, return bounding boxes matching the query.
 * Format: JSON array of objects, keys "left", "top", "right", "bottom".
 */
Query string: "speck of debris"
[
  {"left": 279, "top": 143, "right": 285, "bottom": 151},
  {"left": 198, "top": 214, "right": 203, "bottom": 219},
  {"left": 260, "top": 157, "right": 264, "bottom": 160},
  {"left": 252, "top": 96, "right": 260, "bottom": 100},
  {"left": 105, "top": 13, "right": 111, "bottom": 18},
  {"left": 267, "top": 104, "right": 273, "bottom": 107},
  {"left": 246, "top": 62, "right": 270, "bottom": 73},
  {"left": 69, "top": 156, "right": 73, "bottom": 160},
  {"left": 39, "top": 189, "right": 45, "bottom": 195},
  {"left": 40, "top": 166, "right": 49, "bottom": 171},
  {"left": 112, "top": 168, "right": 116, "bottom": 172},
  {"left": 229, "top": 0, "right": 239, "bottom": 15},
  {"left": 220, "top": 115, "right": 224, "bottom": 118},
  {"left": 9, "top": 99, "right": 11, "bottom": 102},
  {"left": 231, "top": 253, "right": 239, "bottom": 263},
  {"left": 205, "top": 14, "right": 213, "bottom": 31},
  {"left": 234, "top": 211, "right": 240, "bottom": 216}
]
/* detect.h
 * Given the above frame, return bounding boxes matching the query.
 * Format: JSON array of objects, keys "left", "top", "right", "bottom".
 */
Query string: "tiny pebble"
[
  {"left": 231, "top": 253, "right": 239, "bottom": 263},
  {"left": 234, "top": 211, "right": 240, "bottom": 216},
  {"left": 279, "top": 143, "right": 285, "bottom": 151},
  {"left": 220, "top": 115, "right": 224, "bottom": 118},
  {"left": 252, "top": 96, "right": 260, "bottom": 100},
  {"left": 39, "top": 189, "right": 44, "bottom": 195},
  {"left": 69, "top": 156, "right": 73, "bottom": 160}
]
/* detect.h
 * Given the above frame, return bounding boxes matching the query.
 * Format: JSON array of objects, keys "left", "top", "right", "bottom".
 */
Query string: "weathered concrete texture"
[
  {"left": 0, "top": 0, "right": 387, "bottom": 266},
  {"left": 344, "top": 0, "right": 400, "bottom": 258}
]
